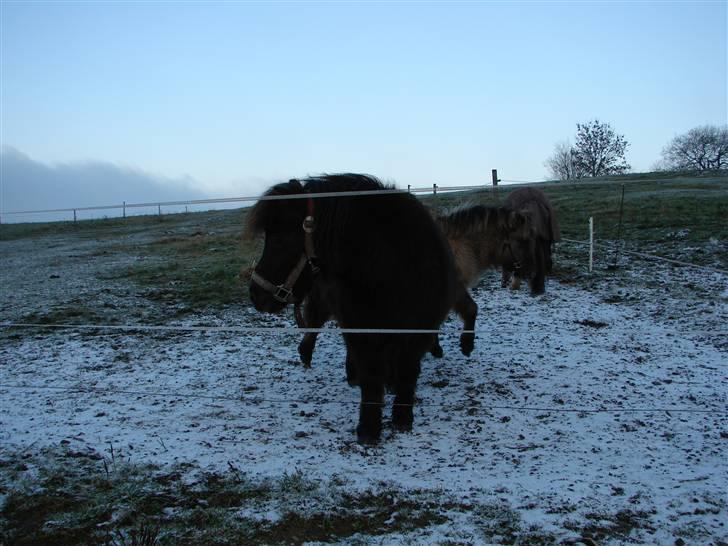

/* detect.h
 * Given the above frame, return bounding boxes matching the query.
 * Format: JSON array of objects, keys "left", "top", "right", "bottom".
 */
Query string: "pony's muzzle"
[{"left": 249, "top": 281, "right": 288, "bottom": 313}]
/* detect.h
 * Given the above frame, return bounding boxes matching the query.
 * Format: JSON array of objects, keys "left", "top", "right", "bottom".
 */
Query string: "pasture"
[{"left": 1, "top": 173, "right": 726, "bottom": 544}]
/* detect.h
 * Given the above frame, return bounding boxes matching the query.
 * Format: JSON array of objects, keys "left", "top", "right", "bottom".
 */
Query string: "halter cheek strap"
[{"left": 251, "top": 198, "right": 318, "bottom": 304}]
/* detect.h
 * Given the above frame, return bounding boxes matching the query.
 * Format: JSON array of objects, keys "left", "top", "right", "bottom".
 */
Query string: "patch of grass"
[
  {"left": 21, "top": 303, "right": 111, "bottom": 328},
  {"left": 0, "top": 213, "right": 172, "bottom": 242},
  {"left": 0, "top": 448, "right": 571, "bottom": 545},
  {"left": 563, "top": 508, "right": 656, "bottom": 544},
  {"left": 92, "top": 210, "right": 261, "bottom": 313}
]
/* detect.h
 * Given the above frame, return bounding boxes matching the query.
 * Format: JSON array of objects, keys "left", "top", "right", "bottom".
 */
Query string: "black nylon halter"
[{"left": 251, "top": 198, "right": 318, "bottom": 304}]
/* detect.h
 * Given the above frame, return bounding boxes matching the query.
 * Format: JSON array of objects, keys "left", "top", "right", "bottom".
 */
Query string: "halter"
[{"left": 251, "top": 198, "right": 319, "bottom": 304}]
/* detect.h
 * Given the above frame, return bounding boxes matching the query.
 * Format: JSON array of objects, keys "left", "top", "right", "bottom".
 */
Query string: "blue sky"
[{"left": 1, "top": 0, "right": 726, "bottom": 210}]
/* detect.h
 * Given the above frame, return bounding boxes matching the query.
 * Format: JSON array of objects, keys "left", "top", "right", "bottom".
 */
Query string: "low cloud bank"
[{"left": 1, "top": 147, "right": 209, "bottom": 222}]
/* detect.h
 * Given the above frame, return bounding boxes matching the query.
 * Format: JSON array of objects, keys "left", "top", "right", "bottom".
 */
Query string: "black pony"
[{"left": 246, "top": 174, "right": 457, "bottom": 444}]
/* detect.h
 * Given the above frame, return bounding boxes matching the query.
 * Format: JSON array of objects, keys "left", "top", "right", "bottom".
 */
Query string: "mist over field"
[{"left": 1, "top": 147, "right": 207, "bottom": 218}]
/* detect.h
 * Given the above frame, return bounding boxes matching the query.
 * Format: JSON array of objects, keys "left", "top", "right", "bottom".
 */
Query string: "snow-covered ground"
[{"left": 1, "top": 235, "right": 726, "bottom": 544}]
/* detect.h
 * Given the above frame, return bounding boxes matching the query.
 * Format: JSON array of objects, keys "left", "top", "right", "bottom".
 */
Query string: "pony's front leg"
[
  {"left": 296, "top": 289, "right": 331, "bottom": 367},
  {"left": 528, "top": 243, "right": 547, "bottom": 295},
  {"left": 294, "top": 303, "right": 314, "bottom": 367},
  {"left": 298, "top": 333, "right": 318, "bottom": 368},
  {"left": 429, "top": 335, "right": 444, "bottom": 358},
  {"left": 357, "top": 374, "right": 384, "bottom": 444},
  {"left": 454, "top": 284, "right": 477, "bottom": 357},
  {"left": 501, "top": 266, "right": 512, "bottom": 288},
  {"left": 392, "top": 357, "right": 422, "bottom": 432}
]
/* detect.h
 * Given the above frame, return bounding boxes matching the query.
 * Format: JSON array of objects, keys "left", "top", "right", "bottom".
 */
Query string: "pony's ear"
[{"left": 288, "top": 178, "right": 304, "bottom": 191}]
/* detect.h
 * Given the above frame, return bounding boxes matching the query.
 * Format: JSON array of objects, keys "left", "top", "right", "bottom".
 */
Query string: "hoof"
[
  {"left": 530, "top": 282, "right": 545, "bottom": 296},
  {"left": 298, "top": 343, "right": 313, "bottom": 367},
  {"left": 356, "top": 425, "right": 380, "bottom": 445},
  {"left": 459, "top": 334, "right": 474, "bottom": 357},
  {"left": 392, "top": 405, "right": 413, "bottom": 432}
]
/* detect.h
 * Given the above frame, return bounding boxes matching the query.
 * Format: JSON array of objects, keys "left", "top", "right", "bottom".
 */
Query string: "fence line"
[
  {"left": 560, "top": 238, "right": 728, "bottom": 275},
  {"left": 1, "top": 176, "right": 659, "bottom": 219},
  {"left": 0, "top": 383, "right": 723, "bottom": 414},
  {"left": 0, "top": 322, "right": 469, "bottom": 335},
  {"left": 3, "top": 172, "right": 632, "bottom": 218},
  {"left": 0, "top": 184, "right": 490, "bottom": 218},
  {"left": 1, "top": 321, "right": 725, "bottom": 338}
]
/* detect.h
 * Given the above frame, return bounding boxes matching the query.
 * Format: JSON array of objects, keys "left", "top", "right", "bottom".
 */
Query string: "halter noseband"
[{"left": 251, "top": 198, "right": 319, "bottom": 304}]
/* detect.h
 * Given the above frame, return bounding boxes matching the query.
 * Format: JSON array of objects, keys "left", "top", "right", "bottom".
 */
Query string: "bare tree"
[
  {"left": 660, "top": 125, "right": 728, "bottom": 172},
  {"left": 545, "top": 141, "right": 582, "bottom": 181},
  {"left": 572, "top": 119, "right": 630, "bottom": 177}
]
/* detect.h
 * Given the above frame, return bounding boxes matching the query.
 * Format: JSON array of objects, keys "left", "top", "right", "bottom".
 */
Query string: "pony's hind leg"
[
  {"left": 501, "top": 266, "right": 512, "bottom": 288},
  {"left": 454, "top": 284, "right": 477, "bottom": 356}
]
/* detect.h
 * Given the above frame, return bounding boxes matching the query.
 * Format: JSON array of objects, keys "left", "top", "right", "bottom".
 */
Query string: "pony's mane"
[
  {"left": 303, "top": 173, "right": 391, "bottom": 194},
  {"left": 437, "top": 204, "right": 527, "bottom": 240},
  {"left": 244, "top": 173, "right": 391, "bottom": 239}
]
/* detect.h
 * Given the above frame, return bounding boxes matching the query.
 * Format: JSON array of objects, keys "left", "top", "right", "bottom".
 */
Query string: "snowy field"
[{"left": 1, "top": 234, "right": 726, "bottom": 544}]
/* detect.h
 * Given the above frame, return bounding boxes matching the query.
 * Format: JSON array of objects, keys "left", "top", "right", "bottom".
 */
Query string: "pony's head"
[
  {"left": 245, "top": 179, "right": 317, "bottom": 313},
  {"left": 501, "top": 210, "right": 538, "bottom": 277}
]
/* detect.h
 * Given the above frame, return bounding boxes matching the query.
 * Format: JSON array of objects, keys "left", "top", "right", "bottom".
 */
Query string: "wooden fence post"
[
  {"left": 611, "top": 184, "right": 625, "bottom": 269},
  {"left": 589, "top": 217, "right": 594, "bottom": 273}
]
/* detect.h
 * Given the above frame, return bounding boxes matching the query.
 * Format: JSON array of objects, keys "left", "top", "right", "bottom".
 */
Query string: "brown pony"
[
  {"left": 428, "top": 204, "right": 535, "bottom": 355},
  {"left": 296, "top": 203, "right": 534, "bottom": 365},
  {"left": 502, "top": 187, "right": 561, "bottom": 295}
]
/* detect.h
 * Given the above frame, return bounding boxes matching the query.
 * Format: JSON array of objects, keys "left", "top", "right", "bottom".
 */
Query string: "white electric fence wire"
[
  {"left": 1, "top": 322, "right": 725, "bottom": 337},
  {"left": 560, "top": 238, "right": 727, "bottom": 275}
]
